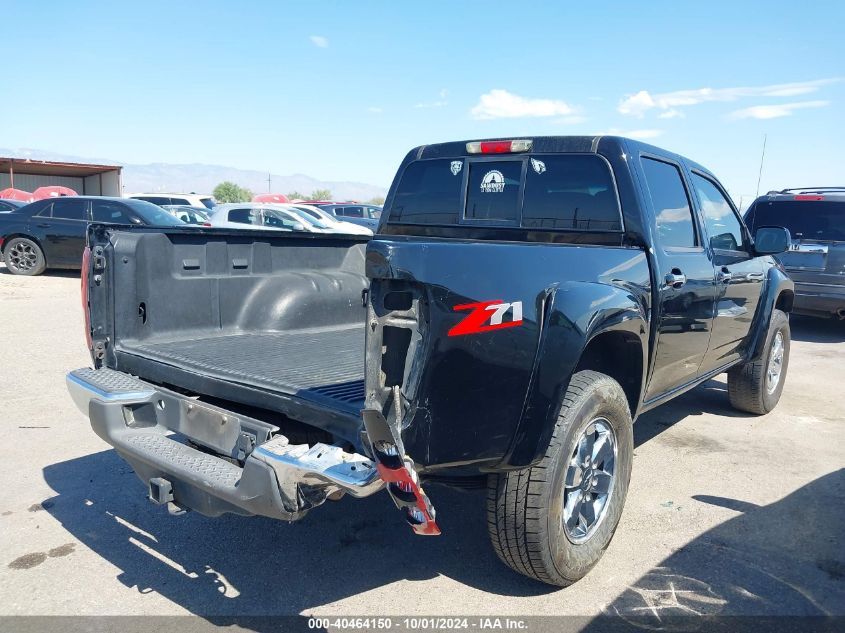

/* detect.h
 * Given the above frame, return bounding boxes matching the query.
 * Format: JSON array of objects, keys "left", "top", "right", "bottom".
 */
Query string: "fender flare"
[
  {"left": 745, "top": 265, "right": 794, "bottom": 362},
  {"left": 496, "top": 282, "right": 649, "bottom": 469}
]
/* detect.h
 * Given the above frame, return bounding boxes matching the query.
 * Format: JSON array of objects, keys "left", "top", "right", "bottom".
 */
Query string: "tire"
[
  {"left": 3, "top": 237, "right": 46, "bottom": 276},
  {"left": 487, "top": 370, "right": 634, "bottom": 586},
  {"left": 728, "top": 309, "right": 790, "bottom": 414}
]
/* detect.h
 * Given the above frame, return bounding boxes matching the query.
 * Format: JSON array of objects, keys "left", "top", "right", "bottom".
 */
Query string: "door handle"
[
  {"left": 665, "top": 269, "right": 687, "bottom": 288},
  {"left": 745, "top": 272, "right": 764, "bottom": 281},
  {"left": 718, "top": 268, "right": 732, "bottom": 283}
]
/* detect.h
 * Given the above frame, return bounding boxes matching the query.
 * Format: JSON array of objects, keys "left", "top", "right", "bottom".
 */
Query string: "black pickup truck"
[{"left": 67, "top": 136, "right": 793, "bottom": 586}]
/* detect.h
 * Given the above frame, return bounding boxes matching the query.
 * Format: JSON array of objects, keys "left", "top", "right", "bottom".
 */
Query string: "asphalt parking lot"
[{"left": 0, "top": 265, "right": 843, "bottom": 623}]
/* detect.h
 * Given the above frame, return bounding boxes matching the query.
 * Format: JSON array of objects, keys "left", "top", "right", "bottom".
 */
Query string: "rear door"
[
  {"left": 639, "top": 156, "right": 716, "bottom": 399},
  {"left": 36, "top": 198, "right": 89, "bottom": 266}
]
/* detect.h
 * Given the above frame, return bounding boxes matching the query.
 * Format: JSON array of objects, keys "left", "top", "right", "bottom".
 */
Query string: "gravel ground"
[{"left": 0, "top": 264, "right": 842, "bottom": 624}]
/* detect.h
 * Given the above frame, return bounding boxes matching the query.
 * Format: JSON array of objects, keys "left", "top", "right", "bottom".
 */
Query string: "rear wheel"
[
  {"left": 728, "top": 309, "right": 790, "bottom": 414},
  {"left": 487, "top": 370, "right": 633, "bottom": 586},
  {"left": 3, "top": 237, "right": 46, "bottom": 276}
]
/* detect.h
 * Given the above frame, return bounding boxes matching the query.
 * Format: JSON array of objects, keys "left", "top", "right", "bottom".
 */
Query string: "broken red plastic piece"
[{"left": 376, "top": 462, "right": 441, "bottom": 536}]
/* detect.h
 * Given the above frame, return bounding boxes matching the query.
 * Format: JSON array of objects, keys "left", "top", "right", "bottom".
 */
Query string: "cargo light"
[
  {"left": 466, "top": 139, "right": 533, "bottom": 154},
  {"left": 794, "top": 195, "right": 824, "bottom": 201}
]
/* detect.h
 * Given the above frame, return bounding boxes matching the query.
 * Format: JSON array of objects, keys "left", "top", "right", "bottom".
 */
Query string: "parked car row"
[{"left": 0, "top": 193, "right": 381, "bottom": 275}]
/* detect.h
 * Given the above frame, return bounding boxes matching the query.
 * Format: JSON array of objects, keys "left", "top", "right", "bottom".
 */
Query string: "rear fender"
[{"left": 498, "top": 281, "right": 649, "bottom": 469}]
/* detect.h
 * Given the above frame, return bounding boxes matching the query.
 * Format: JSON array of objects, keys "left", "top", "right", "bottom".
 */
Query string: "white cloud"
[
  {"left": 367, "top": 106, "right": 383, "bottom": 114},
  {"left": 309, "top": 35, "right": 329, "bottom": 48},
  {"left": 728, "top": 100, "right": 830, "bottom": 120},
  {"left": 658, "top": 109, "right": 684, "bottom": 119},
  {"left": 470, "top": 89, "right": 576, "bottom": 120},
  {"left": 618, "top": 78, "right": 841, "bottom": 117},
  {"left": 595, "top": 128, "right": 664, "bottom": 140},
  {"left": 439, "top": 88, "right": 448, "bottom": 99}
]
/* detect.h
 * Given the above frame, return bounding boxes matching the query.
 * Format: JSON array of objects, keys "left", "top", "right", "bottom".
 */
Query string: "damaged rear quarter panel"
[{"left": 365, "top": 238, "right": 651, "bottom": 472}]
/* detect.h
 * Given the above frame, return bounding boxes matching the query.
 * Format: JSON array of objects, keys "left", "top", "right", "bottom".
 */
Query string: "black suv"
[{"left": 744, "top": 188, "right": 845, "bottom": 319}]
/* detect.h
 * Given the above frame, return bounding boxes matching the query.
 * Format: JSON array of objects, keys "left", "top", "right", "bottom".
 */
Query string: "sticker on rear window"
[
  {"left": 450, "top": 161, "right": 463, "bottom": 176},
  {"left": 480, "top": 170, "right": 505, "bottom": 193},
  {"left": 531, "top": 158, "right": 546, "bottom": 174}
]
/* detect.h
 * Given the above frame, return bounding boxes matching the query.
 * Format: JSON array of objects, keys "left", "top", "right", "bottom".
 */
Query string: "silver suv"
[{"left": 744, "top": 187, "right": 845, "bottom": 319}]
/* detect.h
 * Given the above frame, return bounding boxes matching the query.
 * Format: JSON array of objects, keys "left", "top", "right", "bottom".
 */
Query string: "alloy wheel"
[{"left": 562, "top": 417, "right": 617, "bottom": 543}]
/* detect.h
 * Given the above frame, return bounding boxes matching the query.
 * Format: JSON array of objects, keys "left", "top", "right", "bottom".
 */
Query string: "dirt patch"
[{"left": 8, "top": 552, "right": 48, "bottom": 570}]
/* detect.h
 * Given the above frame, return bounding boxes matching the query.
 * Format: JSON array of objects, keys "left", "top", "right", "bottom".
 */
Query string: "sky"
[{"left": 3, "top": 0, "right": 844, "bottom": 206}]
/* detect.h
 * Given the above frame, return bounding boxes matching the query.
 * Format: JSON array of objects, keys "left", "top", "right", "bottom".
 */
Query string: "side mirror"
[
  {"left": 754, "top": 226, "right": 791, "bottom": 255},
  {"left": 291, "top": 222, "right": 305, "bottom": 231}
]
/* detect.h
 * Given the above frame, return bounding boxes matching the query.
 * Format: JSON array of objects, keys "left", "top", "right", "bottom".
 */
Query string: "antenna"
[{"left": 754, "top": 134, "right": 767, "bottom": 198}]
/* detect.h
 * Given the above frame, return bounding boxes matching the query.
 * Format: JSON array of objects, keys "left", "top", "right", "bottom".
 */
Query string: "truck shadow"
[
  {"left": 41, "top": 449, "right": 548, "bottom": 619},
  {"left": 585, "top": 468, "right": 845, "bottom": 629},
  {"left": 633, "top": 377, "right": 747, "bottom": 448}
]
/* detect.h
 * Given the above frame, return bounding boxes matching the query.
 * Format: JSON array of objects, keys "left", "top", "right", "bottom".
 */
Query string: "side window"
[
  {"left": 641, "top": 157, "right": 696, "bottom": 248},
  {"left": 263, "top": 211, "right": 293, "bottom": 228},
  {"left": 92, "top": 201, "right": 135, "bottom": 224},
  {"left": 51, "top": 199, "right": 88, "bottom": 221},
  {"left": 35, "top": 202, "right": 54, "bottom": 217},
  {"left": 170, "top": 198, "right": 190, "bottom": 205},
  {"left": 342, "top": 206, "right": 364, "bottom": 218},
  {"left": 228, "top": 208, "right": 254, "bottom": 224},
  {"left": 390, "top": 159, "right": 464, "bottom": 224},
  {"left": 139, "top": 196, "right": 169, "bottom": 205},
  {"left": 691, "top": 173, "right": 744, "bottom": 252}
]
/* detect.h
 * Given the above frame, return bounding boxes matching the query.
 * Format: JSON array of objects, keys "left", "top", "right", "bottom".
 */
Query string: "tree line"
[{"left": 213, "top": 181, "right": 383, "bottom": 205}]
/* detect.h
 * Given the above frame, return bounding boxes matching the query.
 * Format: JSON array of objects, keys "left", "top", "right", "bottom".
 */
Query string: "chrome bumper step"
[{"left": 66, "top": 367, "right": 384, "bottom": 520}]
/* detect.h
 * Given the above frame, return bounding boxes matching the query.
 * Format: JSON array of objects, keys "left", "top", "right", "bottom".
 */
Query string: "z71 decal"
[{"left": 448, "top": 300, "right": 524, "bottom": 337}]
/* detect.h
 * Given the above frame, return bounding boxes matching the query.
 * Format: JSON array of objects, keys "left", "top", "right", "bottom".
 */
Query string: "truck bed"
[
  {"left": 118, "top": 327, "right": 365, "bottom": 412},
  {"left": 91, "top": 228, "right": 370, "bottom": 440}
]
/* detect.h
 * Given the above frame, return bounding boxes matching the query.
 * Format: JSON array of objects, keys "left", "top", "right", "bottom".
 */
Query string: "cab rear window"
[
  {"left": 389, "top": 159, "right": 464, "bottom": 224},
  {"left": 387, "top": 155, "right": 621, "bottom": 231}
]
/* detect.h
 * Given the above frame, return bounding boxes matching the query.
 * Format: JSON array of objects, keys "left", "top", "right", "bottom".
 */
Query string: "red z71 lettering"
[{"left": 448, "top": 300, "right": 524, "bottom": 337}]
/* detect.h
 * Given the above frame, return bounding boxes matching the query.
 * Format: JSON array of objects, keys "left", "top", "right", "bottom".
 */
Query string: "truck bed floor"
[{"left": 118, "top": 326, "right": 365, "bottom": 415}]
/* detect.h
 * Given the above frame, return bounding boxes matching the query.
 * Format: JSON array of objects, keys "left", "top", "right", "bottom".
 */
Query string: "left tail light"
[{"left": 81, "top": 246, "right": 92, "bottom": 351}]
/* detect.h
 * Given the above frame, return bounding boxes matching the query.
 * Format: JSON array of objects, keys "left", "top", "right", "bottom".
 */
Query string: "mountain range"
[{"left": 0, "top": 148, "right": 387, "bottom": 201}]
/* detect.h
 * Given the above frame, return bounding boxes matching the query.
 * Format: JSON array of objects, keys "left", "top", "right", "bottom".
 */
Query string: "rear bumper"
[
  {"left": 792, "top": 282, "right": 845, "bottom": 318},
  {"left": 66, "top": 368, "right": 383, "bottom": 520}
]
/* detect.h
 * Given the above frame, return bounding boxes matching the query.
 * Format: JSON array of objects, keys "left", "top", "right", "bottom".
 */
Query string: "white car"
[
  {"left": 208, "top": 204, "right": 314, "bottom": 232},
  {"left": 285, "top": 204, "right": 372, "bottom": 236},
  {"left": 126, "top": 193, "right": 215, "bottom": 210}
]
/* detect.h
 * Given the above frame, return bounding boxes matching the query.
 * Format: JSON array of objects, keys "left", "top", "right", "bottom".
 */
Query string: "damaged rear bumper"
[{"left": 66, "top": 367, "right": 384, "bottom": 520}]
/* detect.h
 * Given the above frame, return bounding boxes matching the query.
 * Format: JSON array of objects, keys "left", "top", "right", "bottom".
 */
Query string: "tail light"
[
  {"left": 794, "top": 195, "right": 824, "bottom": 201},
  {"left": 466, "top": 139, "right": 533, "bottom": 154},
  {"left": 81, "top": 246, "right": 93, "bottom": 351}
]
